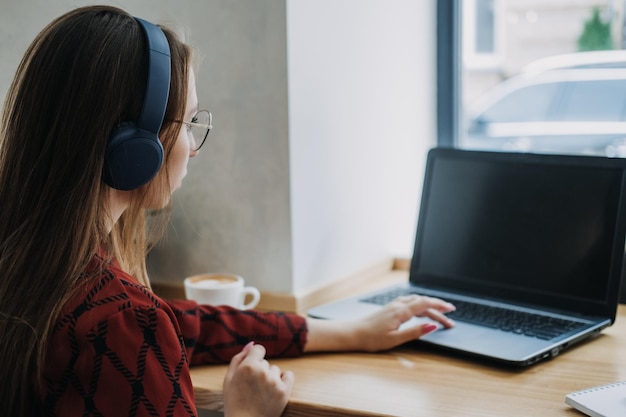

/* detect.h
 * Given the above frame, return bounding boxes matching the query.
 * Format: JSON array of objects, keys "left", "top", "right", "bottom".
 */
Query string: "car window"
[
  {"left": 480, "top": 82, "right": 560, "bottom": 123},
  {"left": 559, "top": 80, "right": 626, "bottom": 121}
]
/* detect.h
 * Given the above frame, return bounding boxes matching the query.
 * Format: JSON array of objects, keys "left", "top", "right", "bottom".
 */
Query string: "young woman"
[{"left": 0, "top": 5, "right": 455, "bottom": 417}]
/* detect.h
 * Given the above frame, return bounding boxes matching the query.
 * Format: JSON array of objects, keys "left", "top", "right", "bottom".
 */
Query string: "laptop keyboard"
[{"left": 361, "top": 288, "right": 585, "bottom": 340}]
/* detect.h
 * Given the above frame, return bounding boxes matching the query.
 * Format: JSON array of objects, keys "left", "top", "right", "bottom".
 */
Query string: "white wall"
[{"left": 287, "top": 0, "right": 437, "bottom": 292}]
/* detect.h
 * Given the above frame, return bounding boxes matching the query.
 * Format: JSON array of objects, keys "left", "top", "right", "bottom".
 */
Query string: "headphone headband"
[
  {"left": 134, "top": 17, "right": 171, "bottom": 135},
  {"left": 102, "top": 17, "right": 171, "bottom": 190}
]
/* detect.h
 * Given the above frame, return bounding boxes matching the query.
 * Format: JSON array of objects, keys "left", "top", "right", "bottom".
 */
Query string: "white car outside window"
[{"left": 462, "top": 52, "right": 626, "bottom": 157}]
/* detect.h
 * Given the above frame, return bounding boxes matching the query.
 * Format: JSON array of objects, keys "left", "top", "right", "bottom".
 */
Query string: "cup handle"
[{"left": 240, "top": 286, "right": 261, "bottom": 310}]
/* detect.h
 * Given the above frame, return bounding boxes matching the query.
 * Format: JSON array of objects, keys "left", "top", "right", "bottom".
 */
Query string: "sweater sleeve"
[{"left": 165, "top": 299, "right": 308, "bottom": 365}]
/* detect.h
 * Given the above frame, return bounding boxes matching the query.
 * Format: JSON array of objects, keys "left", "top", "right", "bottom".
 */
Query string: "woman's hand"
[
  {"left": 223, "top": 342, "right": 294, "bottom": 417},
  {"left": 353, "top": 294, "right": 456, "bottom": 351},
  {"left": 305, "top": 294, "right": 456, "bottom": 353}
]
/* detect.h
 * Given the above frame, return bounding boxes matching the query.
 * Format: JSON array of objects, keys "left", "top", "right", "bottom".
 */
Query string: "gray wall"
[
  {"left": 147, "top": 1, "right": 294, "bottom": 292},
  {"left": 0, "top": 0, "right": 294, "bottom": 292}
]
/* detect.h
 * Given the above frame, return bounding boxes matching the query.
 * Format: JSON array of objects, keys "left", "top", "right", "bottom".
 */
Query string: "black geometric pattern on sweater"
[
  {"left": 120, "top": 278, "right": 163, "bottom": 309},
  {"left": 51, "top": 270, "right": 124, "bottom": 334},
  {"left": 46, "top": 269, "right": 122, "bottom": 415},
  {"left": 175, "top": 307, "right": 307, "bottom": 363},
  {"left": 45, "top": 269, "right": 196, "bottom": 417}
]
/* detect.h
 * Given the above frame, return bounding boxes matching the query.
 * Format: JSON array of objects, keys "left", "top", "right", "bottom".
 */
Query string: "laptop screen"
[{"left": 410, "top": 149, "right": 626, "bottom": 317}]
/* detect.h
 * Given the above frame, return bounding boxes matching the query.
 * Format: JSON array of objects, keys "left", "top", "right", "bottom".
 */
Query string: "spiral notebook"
[{"left": 565, "top": 381, "right": 626, "bottom": 417}]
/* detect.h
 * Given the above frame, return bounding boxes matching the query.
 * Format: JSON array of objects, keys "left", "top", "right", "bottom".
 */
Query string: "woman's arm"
[
  {"left": 166, "top": 299, "right": 307, "bottom": 364},
  {"left": 304, "top": 294, "right": 456, "bottom": 353}
]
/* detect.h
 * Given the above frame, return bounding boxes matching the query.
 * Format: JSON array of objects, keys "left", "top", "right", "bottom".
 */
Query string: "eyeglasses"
[{"left": 174, "top": 110, "right": 213, "bottom": 151}]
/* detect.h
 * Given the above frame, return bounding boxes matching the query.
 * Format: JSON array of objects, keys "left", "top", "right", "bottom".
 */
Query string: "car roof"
[
  {"left": 521, "top": 50, "right": 626, "bottom": 72},
  {"left": 468, "top": 51, "right": 626, "bottom": 117},
  {"left": 468, "top": 68, "right": 626, "bottom": 117}
]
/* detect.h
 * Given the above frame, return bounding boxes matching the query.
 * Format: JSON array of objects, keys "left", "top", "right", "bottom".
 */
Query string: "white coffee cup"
[{"left": 184, "top": 273, "right": 261, "bottom": 310}]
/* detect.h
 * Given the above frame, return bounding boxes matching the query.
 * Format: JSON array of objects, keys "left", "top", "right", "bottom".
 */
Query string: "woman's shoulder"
[
  {"left": 54, "top": 256, "right": 172, "bottom": 339},
  {"left": 42, "top": 257, "right": 193, "bottom": 416}
]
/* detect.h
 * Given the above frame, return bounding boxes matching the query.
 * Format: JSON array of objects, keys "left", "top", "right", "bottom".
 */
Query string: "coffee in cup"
[{"left": 184, "top": 273, "right": 260, "bottom": 310}]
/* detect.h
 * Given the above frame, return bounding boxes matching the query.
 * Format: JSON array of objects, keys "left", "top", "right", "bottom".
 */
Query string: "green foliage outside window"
[{"left": 577, "top": 6, "right": 613, "bottom": 51}]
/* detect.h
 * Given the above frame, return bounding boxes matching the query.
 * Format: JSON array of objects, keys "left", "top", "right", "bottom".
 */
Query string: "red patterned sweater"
[{"left": 40, "top": 256, "right": 308, "bottom": 416}]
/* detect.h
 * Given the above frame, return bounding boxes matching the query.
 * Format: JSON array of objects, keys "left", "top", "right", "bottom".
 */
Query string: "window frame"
[{"left": 436, "top": 0, "right": 461, "bottom": 148}]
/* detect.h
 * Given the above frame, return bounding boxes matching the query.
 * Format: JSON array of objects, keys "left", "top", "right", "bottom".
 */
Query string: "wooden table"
[{"left": 190, "top": 304, "right": 626, "bottom": 417}]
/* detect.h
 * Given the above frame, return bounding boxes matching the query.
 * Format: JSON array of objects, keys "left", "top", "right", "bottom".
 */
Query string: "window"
[
  {"left": 561, "top": 79, "right": 626, "bottom": 121},
  {"left": 477, "top": 83, "right": 560, "bottom": 123},
  {"left": 463, "top": 0, "right": 504, "bottom": 69},
  {"left": 438, "top": 0, "right": 626, "bottom": 157}
]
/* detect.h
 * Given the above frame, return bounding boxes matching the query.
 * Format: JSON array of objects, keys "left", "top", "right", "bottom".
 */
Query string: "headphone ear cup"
[
  {"left": 103, "top": 123, "right": 164, "bottom": 190},
  {"left": 103, "top": 17, "right": 169, "bottom": 191}
]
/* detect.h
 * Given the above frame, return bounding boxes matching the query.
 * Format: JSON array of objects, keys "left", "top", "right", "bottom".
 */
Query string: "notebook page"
[{"left": 565, "top": 381, "right": 626, "bottom": 417}]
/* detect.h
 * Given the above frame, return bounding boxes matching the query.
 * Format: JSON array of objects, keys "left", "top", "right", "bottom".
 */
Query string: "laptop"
[{"left": 308, "top": 148, "right": 626, "bottom": 366}]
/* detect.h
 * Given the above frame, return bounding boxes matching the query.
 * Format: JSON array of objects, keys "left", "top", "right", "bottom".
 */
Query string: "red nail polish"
[{"left": 422, "top": 323, "right": 438, "bottom": 334}]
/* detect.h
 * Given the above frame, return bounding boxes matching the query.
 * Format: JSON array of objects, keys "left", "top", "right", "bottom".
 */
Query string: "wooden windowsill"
[{"left": 152, "top": 258, "right": 411, "bottom": 314}]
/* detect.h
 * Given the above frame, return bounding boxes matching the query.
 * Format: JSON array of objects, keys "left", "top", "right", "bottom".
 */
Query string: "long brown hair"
[{"left": 0, "top": 6, "right": 191, "bottom": 415}]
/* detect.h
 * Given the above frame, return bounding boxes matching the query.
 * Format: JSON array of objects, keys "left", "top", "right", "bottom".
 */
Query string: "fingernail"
[
  {"left": 422, "top": 323, "right": 438, "bottom": 334},
  {"left": 242, "top": 341, "right": 255, "bottom": 352}
]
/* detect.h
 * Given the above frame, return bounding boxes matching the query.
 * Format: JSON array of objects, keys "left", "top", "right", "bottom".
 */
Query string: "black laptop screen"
[{"left": 410, "top": 149, "right": 626, "bottom": 312}]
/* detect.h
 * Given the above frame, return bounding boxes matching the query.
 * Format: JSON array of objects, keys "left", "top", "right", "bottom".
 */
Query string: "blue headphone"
[{"left": 102, "top": 17, "right": 171, "bottom": 191}]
